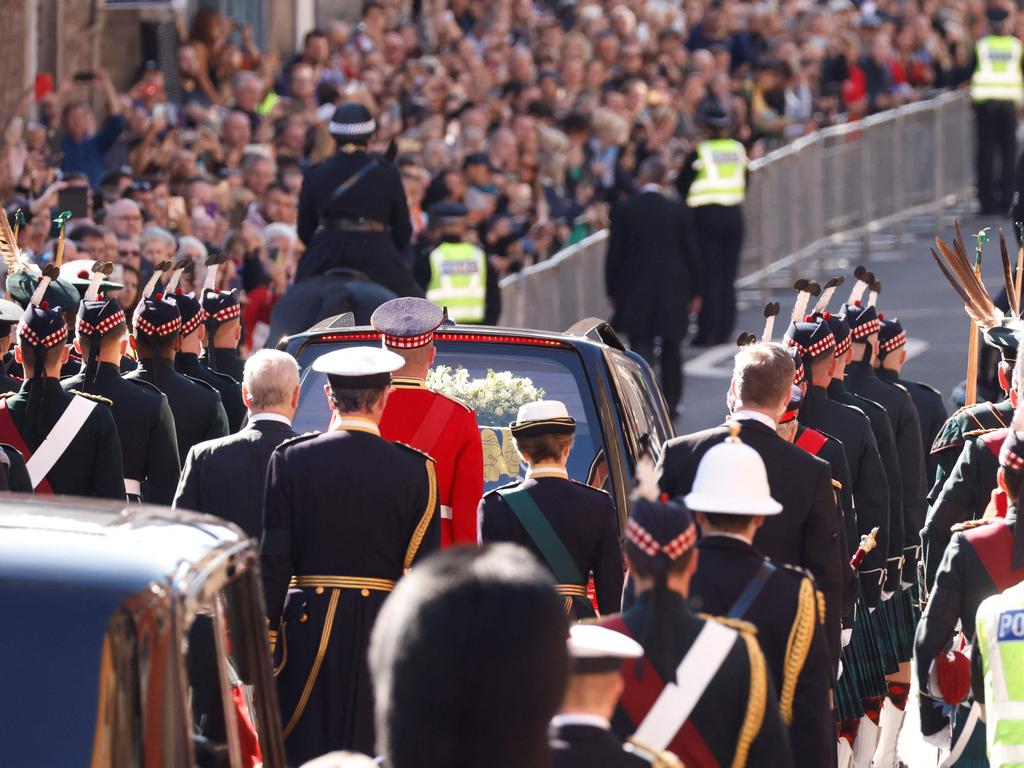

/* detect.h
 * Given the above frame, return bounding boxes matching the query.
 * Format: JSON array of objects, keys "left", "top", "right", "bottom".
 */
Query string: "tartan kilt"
[
  {"left": 847, "top": 600, "right": 889, "bottom": 700},
  {"left": 868, "top": 596, "right": 901, "bottom": 675},
  {"left": 880, "top": 588, "right": 915, "bottom": 662},
  {"left": 835, "top": 644, "right": 865, "bottom": 721}
]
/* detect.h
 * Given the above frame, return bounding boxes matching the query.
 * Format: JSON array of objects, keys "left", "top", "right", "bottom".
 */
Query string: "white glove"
[{"left": 842, "top": 628, "right": 853, "bottom": 647}]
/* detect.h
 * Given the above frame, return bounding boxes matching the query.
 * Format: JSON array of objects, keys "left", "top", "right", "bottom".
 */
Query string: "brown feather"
[
  {"left": 0, "top": 211, "right": 19, "bottom": 272},
  {"left": 1000, "top": 230, "right": 1020, "bottom": 317},
  {"left": 933, "top": 239, "right": 1000, "bottom": 328}
]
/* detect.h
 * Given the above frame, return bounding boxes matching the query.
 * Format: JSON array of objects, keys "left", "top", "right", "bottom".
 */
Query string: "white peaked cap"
[
  {"left": 684, "top": 438, "right": 783, "bottom": 515},
  {"left": 567, "top": 624, "right": 643, "bottom": 660}
]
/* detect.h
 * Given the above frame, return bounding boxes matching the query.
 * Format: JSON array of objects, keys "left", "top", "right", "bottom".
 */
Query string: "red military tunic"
[{"left": 379, "top": 376, "right": 484, "bottom": 545}]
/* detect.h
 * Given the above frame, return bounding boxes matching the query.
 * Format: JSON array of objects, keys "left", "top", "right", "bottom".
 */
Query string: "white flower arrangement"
[{"left": 427, "top": 365, "right": 546, "bottom": 426}]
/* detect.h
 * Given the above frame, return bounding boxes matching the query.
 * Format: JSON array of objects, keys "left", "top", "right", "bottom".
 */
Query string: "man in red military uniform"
[{"left": 374, "top": 297, "right": 484, "bottom": 545}]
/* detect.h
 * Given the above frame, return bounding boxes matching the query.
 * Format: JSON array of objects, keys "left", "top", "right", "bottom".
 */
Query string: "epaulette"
[
  {"left": 951, "top": 519, "right": 992, "bottom": 533},
  {"left": 570, "top": 478, "right": 611, "bottom": 496},
  {"left": 433, "top": 389, "right": 473, "bottom": 413},
  {"left": 963, "top": 427, "right": 1000, "bottom": 440},
  {"left": 205, "top": 368, "right": 241, "bottom": 386},
  {"left": 912, "top": 380, "right": 943, "bottom": 397},
  {"left": 393, "top": 440, "right": 436, "bottom": 463},
  {"left": 69, "top": 389, "right": 113, "bottom": 407},
  {"left": 277, "top": 431, "right": 321, "bottom": 450},
  {"left": 775, "top": 560, "right": 816, "bottom": 583},
  {"left": 699, "top": 613, "right": 758, "bottom": 635},
  {"left": 624, "top": 737, "right": 684, "bottom": 768},
  {"left": 182, "top": 374, "right": 221, "bottom": 395}
]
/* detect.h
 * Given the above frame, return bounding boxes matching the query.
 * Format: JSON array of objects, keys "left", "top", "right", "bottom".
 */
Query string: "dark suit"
[
  {"left": 606, "top": 188, "right": 700, "bottom": 413},
  {"left": 63, "top": 361, "right": 180, "bottom": 505},
  {"left": 479, "top": 475, "right": 623, "bottom": 618},
  {"left": 657, "top": 417, "right": 842, "bottom": 665},
  {"left": 174, "top": 416, "right": 297, "bottom": 538},
  {"left": 550, "top": 722, "right": 650, "bottom": 768},
  {"left": 690, "top": 535, "right": 834, "bottom": 766}
]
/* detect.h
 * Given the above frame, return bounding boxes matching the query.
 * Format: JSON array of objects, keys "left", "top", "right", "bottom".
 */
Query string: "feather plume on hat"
[
  {"left": 163, "top": 258, "right": 193, "bottom": 295},
  {"left": 847, "top": 266, "right": 875, "bottom": 305},
  {"left": 761, "top": 302, "right": 780, "bottom": 342},
  {"left": 202, "top": 252, "right": 228, "bottom": 293},
  {"left": 29, "top": 264, "right": 60, "bottom": 308},
  {"left": 83, "top": 261, "right": 111, "bottom": 302},
  {"left": 931, "top": 221, "right": 1002, "bottom": 330},
  {"left": 812, "top": 276, "right": 845, "bottom": 315},
  {"left": 140, "top": 260, "right": 173, "bottom": 302},
  {"left": 867, "top": 280, "right": 881, "bottom": 309},
  {"left": 791, "top": 279, "right": 820, "bottom": 323}
]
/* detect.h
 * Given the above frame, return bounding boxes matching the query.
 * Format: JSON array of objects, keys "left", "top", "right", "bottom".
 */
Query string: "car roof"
[{"left": 0, "top": 494, "right": 248, "bottom": 598}]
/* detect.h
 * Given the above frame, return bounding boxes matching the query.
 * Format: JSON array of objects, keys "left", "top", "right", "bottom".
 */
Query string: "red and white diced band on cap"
[{"left": 879, "top": 330, "right": 907, "bottom": 353}]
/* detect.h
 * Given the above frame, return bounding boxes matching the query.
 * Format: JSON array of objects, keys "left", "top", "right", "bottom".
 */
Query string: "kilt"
[
  {"left": 880, "top": 588, "right": 915, "bottom": 662},
  {"left": 869, "top": 597, "right": 901, "bottom": 675},
  {"left": 846, "top": 600, "right": 888, "bottom": 701},
  {"left": 835, "top": 644, "right": 866, "bottom": 721}
]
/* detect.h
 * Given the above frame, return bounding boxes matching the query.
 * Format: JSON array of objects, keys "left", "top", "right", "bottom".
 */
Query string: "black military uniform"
[
  {"left": 125, "top": 293, "right": 229, "bottom": 464},
  {"left": 7, "top": 264, "right": 83, "bottom": 379},
  {"left": 478, "top": 402, "right": 623, "bottom": 619},
  {"left": 602, "top": 497, "right": 792, "bottom": 767},
  {"left": 877, "top": 316, "right": 948, "bottom": 490},
  {"left": 169, "top": 290, "right": 246, "bottom": 433},
  {"left": 787, "top": 317, "right": 891, "bottom": 609},
  {"left": 201, "top": 287, "right": 246, "bottom": 385},
  {"left": 914, "top": 429, "right": 1024, "bottom": 761},
  {"left": 0, "top": 300, "right": 124, "bottom": 497},
  {"left": 62, "top": 295, "right": 180, "bottom": 504},
  {"left": 295, "top": 103, "right": 420, "bottom": 297},
  {"left": 0, "top": 299, "right": 25, "bottom": 393},
  {"left": 261, "top": 346, "right": 440, "bottom": 763},
  {"left": 551, "top": 723, "right": 656, "bottom": 768},
  {"left": 929, "top": 321, "right": 1019, "bottom": 493}
]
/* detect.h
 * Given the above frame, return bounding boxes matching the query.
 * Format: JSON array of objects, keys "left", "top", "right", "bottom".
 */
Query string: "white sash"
[
  {"left": 26, "top": 396, "right": 98, "bottom": 489},
  {"left": 633, "top": 620, "right": 737, "bottom": 749}
]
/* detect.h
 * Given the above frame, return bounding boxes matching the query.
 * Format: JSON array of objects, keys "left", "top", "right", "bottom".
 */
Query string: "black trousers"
[
  {"left": 692, "top": 204, "right": 745, "bottom": 346},
  {"left": 629, "top": 335, "right": 683, "bottom": 415},
  {"left": 974, "top": 100, "right": 1018, "bottom": 215}
]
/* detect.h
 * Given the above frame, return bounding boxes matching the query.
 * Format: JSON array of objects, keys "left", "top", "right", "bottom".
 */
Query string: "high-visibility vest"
[
  {"left": 426, "top": 241, "right": 487, "bottom": 323},
  {"left": 686, "top": 139, "right": 747, "bottom": 208},
  {"left": 975, "top": 582, "right": 1024, "bottom": 766},
  {"left": 971, "top": 35, "right": 1024, "bottom": 103}
]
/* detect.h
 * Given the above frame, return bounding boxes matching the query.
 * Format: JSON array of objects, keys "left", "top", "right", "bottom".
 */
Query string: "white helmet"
[{"left": 684, "top": 433, "right": 783, "bottom": 516}]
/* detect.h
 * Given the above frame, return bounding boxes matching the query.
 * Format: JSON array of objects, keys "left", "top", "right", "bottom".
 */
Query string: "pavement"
[{"left": 672, "top": 203, "right": 1014, "bottom": 767}]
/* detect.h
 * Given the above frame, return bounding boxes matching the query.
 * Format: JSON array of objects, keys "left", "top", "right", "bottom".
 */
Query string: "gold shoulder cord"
[
  {"left": 283, "top": 588, "right": 341, "bottom": 738},
  {"left": 732, "top": 632, "right": 767, "bottom": 768},
  {"left": 404, "top": 460, "right": 438, "bottom": 571},
  {"left": 780, "top": 578, "right": 816, "bottom": 725}
]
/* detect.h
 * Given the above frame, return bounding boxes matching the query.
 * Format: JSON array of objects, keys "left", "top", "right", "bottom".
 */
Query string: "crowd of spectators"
[{"left": 0, "top": 0, "right": 995, "bottom": 354}]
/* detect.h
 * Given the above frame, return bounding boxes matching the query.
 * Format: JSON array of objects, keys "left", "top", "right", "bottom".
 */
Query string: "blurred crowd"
[{"left": 0, "top": 0, "right": 995, "bottom": 353}]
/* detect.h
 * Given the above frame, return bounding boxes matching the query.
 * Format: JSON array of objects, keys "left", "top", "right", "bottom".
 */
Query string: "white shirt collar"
[
  {"left": 334, "top": 416, "right": 381, "bottom": 436},
  {"left": 639, "top": 183, "right": 663, "bottom": 194},
  {"left": 249, "top": 412, "right": 293, "bottom": 426},
  {"left": 551, "top": 713, "right": 611, "bottom": 731},
  {"left": 729, "top": 410, "right": 777, "bottom": 431},
  {"left": 526, "top": 465, "right": 569, "bottom": 480}
]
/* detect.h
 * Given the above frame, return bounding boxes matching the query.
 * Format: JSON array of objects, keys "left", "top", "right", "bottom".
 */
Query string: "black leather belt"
[{"left": 324, "top": 217, "right": 387, "bottom": 232}]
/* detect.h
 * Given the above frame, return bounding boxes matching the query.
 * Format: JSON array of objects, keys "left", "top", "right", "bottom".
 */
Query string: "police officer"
[
  {"left": 126, "top": 286, "right": 229, "bottom": 464},
  {"left": 168, "top": 289, "right": 245, "bottom": 433},
  {"left": 295, "top": 102, "right": 421, "bottom": 298},
  {"left": 676, "top": 104, "right": 747, "bottom": 346},
  {"left": 261, "top": 346, "right": 440, "bottom": 763},
  {"left": 973, "top": 575, "right": 1024, "bottom": 763},
  {"left": 876, "top": 316, "right": 948, "bottom": 485},
  {"left": 686, "top": 434, "right": 833, "bottom": 764},
  {"left": 479, "top": 400, "right": 623, "bottom": 619},
  {"left": 0, "top": 275, "right": 124, "bottom": 497},
  {"left": 552, "top": 624, "right": 681, "bottom": 768},
  {"left": 201, "top": 286, "right": 246, "bottom": 384},
  {"left": 413, "top": 202, "right": 501, "bottom": 325},
  {"left": 914, "top": 424, "right": 1024, "bottom": 763},
  {"left": 971, "top": 6, "right": 1023, "bottom": 216},
  {"left": 63, "top": 284, "right": 180, "bottom": 504},
  {"left": 373, "top": 297, "right": 484, "bottom": 546},
  {"left": 0, "top": 298, "right": 25, "bottom": 393},
  {"left": 600, "top": 494, "right": 792, "bottom": 767}
]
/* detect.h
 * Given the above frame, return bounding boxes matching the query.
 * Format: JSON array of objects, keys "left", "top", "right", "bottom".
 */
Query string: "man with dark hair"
[
  {"left": 0, "top": 290, "right": 123, "bottom": 497},
  {"left": 126, "top": 289, "right": 228, "bottom": 463},
  {"left": 0, "top": 299, "right": 24, "bottom": 393},
  {"left": 63, "top": 291, "right": 179, "bottom": 504},
  {"left": 607, "top": 155, "right": 700, "bottom": 416},
  {"left": 261, "top": 346, "right": 440, "bottom": 764},
  {"left": 600, "top": 494, "right": 792, "bottom": 766},
  {"left": 686, "top": 433, "right": 833, "bottom": 765},
  {"left": 479, "top": 399, "right": 623, "bottom": 619},
  {"left": 374, "top": 297, "right": 484, "bottom": 546},
  {"left": 369, "top": 544, "right": 568, "bottom": 768},
  {"left": 658, "top": 342, "right": 842, "bottom": 664}
]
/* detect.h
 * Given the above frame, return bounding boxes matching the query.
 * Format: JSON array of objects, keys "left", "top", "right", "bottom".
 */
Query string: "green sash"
[{"left": 496, "top": 487, "right": 583, "bottom": 584}]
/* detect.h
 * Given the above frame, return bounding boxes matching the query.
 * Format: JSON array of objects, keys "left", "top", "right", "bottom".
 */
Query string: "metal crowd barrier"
[{"left": 499, "top": 89, "right": 975, "bottom": 331}]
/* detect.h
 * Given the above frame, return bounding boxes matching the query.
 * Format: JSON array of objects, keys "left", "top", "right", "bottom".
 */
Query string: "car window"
[
  {"left": 607, "top": 350, "right": 670, "bottom": 465},
  {"left": 295, "top": 340, "right": 609, "bottom": 495}
]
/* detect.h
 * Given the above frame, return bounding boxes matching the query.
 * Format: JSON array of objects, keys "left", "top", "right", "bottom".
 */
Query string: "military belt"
[
  {"left": 290, "top": 575, "right": 396, "bottom": 593},
  {"left": 555, "top": 584, "right": 588, "bottom": 597},
  {"left": 324, "top": 217, "right": 387, "bottom": 233}
]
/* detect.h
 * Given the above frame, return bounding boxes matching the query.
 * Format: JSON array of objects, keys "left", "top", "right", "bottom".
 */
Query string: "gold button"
[
  {"left": 360, "top": 588, "right": 370, "bottom": 597},
  {"left": 315, "top": 586, "right": 324, "bottom": 595},
  {"left": 300, "top": 613, "right": 308, "bottom": 623}
]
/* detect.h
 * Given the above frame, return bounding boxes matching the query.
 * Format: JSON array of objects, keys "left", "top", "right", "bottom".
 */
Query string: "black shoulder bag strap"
[
  {"left": 727, "top": 560, "right": 776, "bottom": 619},
  {"left": 327, "top": 157, "right": 380, "bottom": 207}
]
